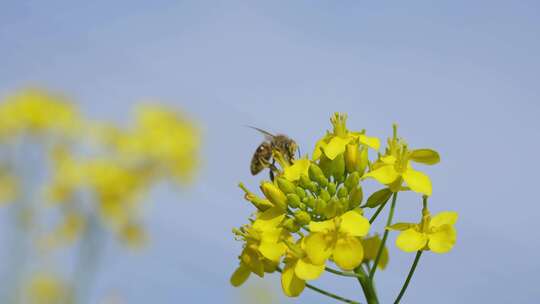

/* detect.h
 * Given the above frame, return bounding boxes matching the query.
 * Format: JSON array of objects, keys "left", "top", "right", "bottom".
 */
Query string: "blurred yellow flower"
[
  {"left": 39, "top": 213, "right": 86, "bottom": 249},
  {"left": 111, "top": 105, "right": 201, "bottom": 182},
  {"left": 0, "top": 89, "right": 79, "bottom": 137},
  {"left": 25, "top": 273, "right": 71, "bottom": 304},
  {"left": 0, "top": 171, "right": 18, "bottom": 204}
]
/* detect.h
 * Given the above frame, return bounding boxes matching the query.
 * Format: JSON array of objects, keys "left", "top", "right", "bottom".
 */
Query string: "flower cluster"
[
  {"left": 0, "top": 89, "right": 200, "bottom": 249},
  {"left": 231, "top": 113, "right": 457, "bottom": 303},
  {"left": 0, "top": 88, "right": 201, "bottom": 303}
]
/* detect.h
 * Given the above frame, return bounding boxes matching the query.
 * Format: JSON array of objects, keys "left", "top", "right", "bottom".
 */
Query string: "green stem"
[
  {"left": 325, "top": 266, "right": 362, "bottom": 278},
  {"left": 369, "top": 199, "right": 388, "bottom": 224},
  {"left": 394, "top": 250, "right": 423, "bottom": 304},
  {"left": 305, "top": 282, "right": 361, "bottom": 304},
  {"left": 369, "top": 192, "right": 398, "bottom": 280},
  {"left": 276, "top": 267, "right": 361, "bottom": 304},
  {"left": 354, "top": 266, "right": 379, "bottom": 304}
]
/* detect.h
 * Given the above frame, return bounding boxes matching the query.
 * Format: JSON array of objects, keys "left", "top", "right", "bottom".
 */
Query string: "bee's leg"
[{"left": 268, "top": 160, "right": 278, "bottom": 181}]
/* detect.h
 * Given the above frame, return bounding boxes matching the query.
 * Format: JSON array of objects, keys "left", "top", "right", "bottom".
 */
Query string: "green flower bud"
[
  {"left": 326, "top": 182, "right": 337, "bottom": 197},
  {"left": 282, "top": 218, "right": 300, "bottom": 232},
  {"left": 260, "top": 181, "right": 287, "bottom": 210},
  {"left": 308, "top": 182, "right": 319, "bottom": 193},
  {"left": 324, "top": 198, "right": 339, "bottom": 218},
  {"left": 332, "top": 154, "right": 346, "bottom": 184},
  {"left": 299, "top": 175, "right": 312, "bottom": 189},
  {"left": 319, "top": 189, "right": 331, "bottom": 202},
  {"left": 298, "top": 202, "right": 307, "bottom": 211},
  {"left": 294, "top": 210, "right": 311, "bottom": 226},
  {"left": 365, "top": 188, "right": 392, "bottom": 208},
  {"left": 276, "top": 177, "right": 296, "bottom": 194},
  {"left": 345, "top": 144, "right": 359, "bottom": 173},
  {"left": 287, "top": 193, "right": 301, "bottom": 208},
  {"left": 344, "top": 172, "right": 360, "bottom": 191},
  {"left": 309, "top": 163, "right": 328, "bottom": 187},
  {"left": 295, "top": 187, "right": 306, "bottom": 200},
  {"left": 314, "top": 198, "right": 327, "bottom": 215},
  {"left": 318, "top": 155, "right": 333, "bottom": 178},
  {"left": 238, "top": 183, "right": 274, "bottom": 211},
  {"left": 349, "top": 186, "right": 363, "bottom": 210},
  {"left": 358, "top": 147, "right": 369, "bottom": 176},
  {"left": 339, "top": 197, "right": 350, "bottom": 211},
  {"left": 306, "top": 196, "right": 316, "bottom": 209},
  {"left": 337, "top": 186, "right": 348, "bottom": 199}
]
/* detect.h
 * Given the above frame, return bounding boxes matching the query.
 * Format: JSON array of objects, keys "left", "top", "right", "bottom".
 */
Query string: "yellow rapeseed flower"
[
  {"left": 25, "top": 273, "right": 71, "bottom": 304},
  {"left": 388, "top": 210, "right": 458, "bottom": 254},
  {"left": 304, "top": 210, "right": 370, "bottom": 270},
  {"left": 0, "top": 171, "right": 18, "bottom": 204},
  {"left": 281, "top": 238, "right": 325, "bottom": 297},
  {"left": 0, "top": 89, "right": 79, "bottom": 137},
  {"left": 313, "top": 113, "right": 380, "bottom": 161},
  {"left": 231, "top": 207, "right": 289, "bottom": 286},
  {"left": 364, "top": 125, "right": 439, "bottom": 196}
]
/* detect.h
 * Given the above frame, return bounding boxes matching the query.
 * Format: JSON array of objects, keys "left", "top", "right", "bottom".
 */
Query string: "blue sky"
[{"left": 1, "top": 1, "right": 540, "bottom": 303}]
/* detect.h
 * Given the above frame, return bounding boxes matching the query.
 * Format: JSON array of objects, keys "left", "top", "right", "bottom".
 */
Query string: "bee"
[{"left": 248, "top": 126, "right": 298, "bottom": 180}]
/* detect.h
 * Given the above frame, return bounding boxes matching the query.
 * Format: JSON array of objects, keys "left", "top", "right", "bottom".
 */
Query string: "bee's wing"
[{"left": 245, "top": 125, "right": 275, "bottom": 141}]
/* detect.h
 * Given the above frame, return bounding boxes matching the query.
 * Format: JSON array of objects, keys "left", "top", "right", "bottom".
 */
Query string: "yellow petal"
[
  {"left": 304, "top": 233, "right": 333, "bottom": 265},
  {"left": 240, "top": 248, "right": 264, "bottom": 277},
  {"left": 230, "top": 264, "right": 251, "bottom": 287},
  {"left": 396, "top": 229, "right": 428, "bottom": 253},
  {"left": 309, "top": 219, "right": 335, "bottom": 233},
  {"left": 253, "top": 207, "right": 285, "bottom": 231},
  {"left": 333, "top": 237, "right": 364, "bottom": 271},
  {"left": 295, "top": 258, "right": 325, "bottom": 280},
  {"left": 428, "top": 225, "right": 456, "bottom": 254},
  {"left": 402, "top": 168, "right": 432, "bottom": 196},
  {"left": 362, "top": 235, "right": 390, "bottom": 269},
  {"left": 323, "top": 136, "right": 351, "bottom": 160},
  {"left": 259, "top": 240, "right": 286, "bottom": 262},
  {"left": 339, "top": 211, "right": 370, "bottom": 237},
  {"left": 358, "top": 134, "right": 380, "bottom": 150},
  {"left": 281, "top": 261, "right": 305, "bottom": 297},
  {"left": 283, "top": 159, "right": 311, "bottom": 182},
  {"left": 429, "top": 211, "right": 458, "bottom": 229},
  {"left": 364, "top": 165, "right": 399, "bottom": 184}
]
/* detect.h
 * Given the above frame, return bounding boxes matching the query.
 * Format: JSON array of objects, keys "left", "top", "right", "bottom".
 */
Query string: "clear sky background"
[{"left": 1, "top": 1, "right": 540, "bottom": 303}]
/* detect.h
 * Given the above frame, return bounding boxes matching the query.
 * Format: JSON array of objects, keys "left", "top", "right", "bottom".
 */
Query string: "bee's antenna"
[{"left": 245, "top": 125, "right": 275, "bottom": 140}]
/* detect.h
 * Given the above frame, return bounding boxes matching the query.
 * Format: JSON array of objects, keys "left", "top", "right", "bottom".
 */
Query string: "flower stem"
[
  {"left": 325, "top": 266, "right": 362, "bottom": 278},
  {"left": 276, "top": 267, "right": 361, "bottom": 304},
  {"left": 369, "top": 192, "right": 397, "bottom": 280},
  {"left": 394, "top": 250, "right": 423, "bottom": 304},
  {"left": 354, "top": 266, "right": 379, "bottom": 304},
  {"left": 305, "top": 282, "right": 361, "bottom": 304},
  {"left": 369, "top": 199, "right": 388, "bottom": 224}
]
